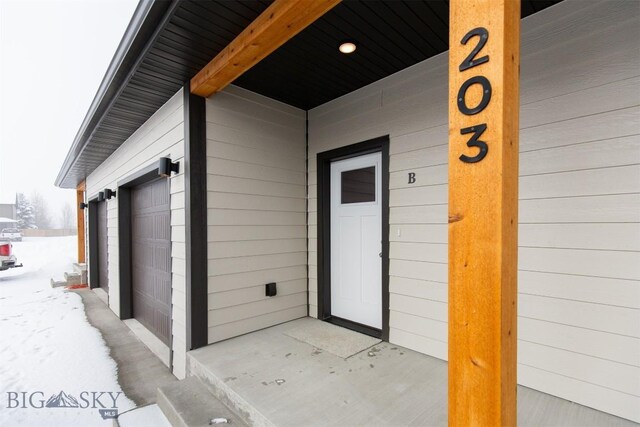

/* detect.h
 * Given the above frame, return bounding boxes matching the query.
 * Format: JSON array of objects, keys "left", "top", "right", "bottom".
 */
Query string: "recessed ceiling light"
[{"left": 339, "top": 41, "right": 357, "bottom": 54}]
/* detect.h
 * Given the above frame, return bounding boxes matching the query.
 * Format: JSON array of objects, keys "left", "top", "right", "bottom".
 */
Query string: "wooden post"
[
  {"left": 76, "top": 181, "right": 86, "bottom": 264},
  {"left": 448, "top": 0, "right": 520, "bottom": 426}
]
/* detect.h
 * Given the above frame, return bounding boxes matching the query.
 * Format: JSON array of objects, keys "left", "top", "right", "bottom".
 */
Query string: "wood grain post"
[
  {"left": 448, "top": 0, "right": 520, "bottom": 425},
  {"left": 76, "top": 181, "right": 86, "bottom": 264}
]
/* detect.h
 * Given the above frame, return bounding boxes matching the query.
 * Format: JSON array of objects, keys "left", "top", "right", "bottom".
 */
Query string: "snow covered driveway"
[{"left": 0, "top": 237, "right": 134, "bottom": 426}]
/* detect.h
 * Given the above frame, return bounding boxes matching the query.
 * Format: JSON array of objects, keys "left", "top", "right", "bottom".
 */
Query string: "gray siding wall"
[
  {"left": 86, "top": 89, "right": 188, "bottom": 379},
  {"left": 307, "top": 0, "right": 639, "bottom": 421},
  {"left": 205, "top": 86, "right": 307, "bottom": 343}
]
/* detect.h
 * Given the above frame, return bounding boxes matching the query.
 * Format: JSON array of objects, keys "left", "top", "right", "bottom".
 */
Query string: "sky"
[{"left": 0, "top": 0, "right": 138, "bottom": 226}]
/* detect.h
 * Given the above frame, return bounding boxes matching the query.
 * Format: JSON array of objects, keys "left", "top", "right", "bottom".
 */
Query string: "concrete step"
[
  {"left": 157, "top": 376, "right": 248, "bottom": 427},
  {"left": 188, "top": 352, "right": 273, "bottom": 427},
  {"left": 64, "top": 272, "right": 82, "bottom": 286},
  {"left": 73, "top": 263, "right": 88, "bottom": 283}
]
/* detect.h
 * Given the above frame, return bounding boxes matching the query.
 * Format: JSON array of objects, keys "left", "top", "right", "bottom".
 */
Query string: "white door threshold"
[
  {"left": 93, "top": 287, "right": 108, "bottom": 306},
  {"left": 123, "top": 318, "right": 170, "bottom": 368}
]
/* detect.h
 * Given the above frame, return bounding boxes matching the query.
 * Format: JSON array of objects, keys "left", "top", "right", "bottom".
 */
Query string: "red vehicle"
[{"left": 0, "top": 241, "right": 22, "bottom": 271}]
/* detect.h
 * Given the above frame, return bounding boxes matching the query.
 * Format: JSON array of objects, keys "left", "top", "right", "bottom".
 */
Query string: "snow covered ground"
[{"left": 0, "top": 237, "right": 135, "bottom": 426}]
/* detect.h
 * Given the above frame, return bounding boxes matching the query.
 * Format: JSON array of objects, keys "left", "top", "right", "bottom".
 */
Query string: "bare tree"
[
  {"left": 59, "top": 202, "right": 76, "bottom": 229},
  {"left": 30, "top": 191, "right": 52, "bottom": 229}
]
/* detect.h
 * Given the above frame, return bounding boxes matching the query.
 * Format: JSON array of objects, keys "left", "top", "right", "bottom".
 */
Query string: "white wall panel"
[
  {"left": 205, "top": 86, "right": 307, "bottom": 343},
  {"left": 306, "top": 0, "right": 640, "bottom": 421}
]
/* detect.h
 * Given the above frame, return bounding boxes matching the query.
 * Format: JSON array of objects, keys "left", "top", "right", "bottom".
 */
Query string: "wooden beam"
[
  {"left": 76, "top": 181, "right": 86, "bottom": 264},
  {"left": 448, "top": 1, "right": 520, "bottom": 426},
  {"left": 190, "top": 0, "right": 341, "bottom": 97}
]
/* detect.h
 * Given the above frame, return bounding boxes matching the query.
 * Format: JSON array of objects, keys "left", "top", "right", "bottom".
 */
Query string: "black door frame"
[{"left": 316, "top": 135, "right": 390, "bottom": 340}]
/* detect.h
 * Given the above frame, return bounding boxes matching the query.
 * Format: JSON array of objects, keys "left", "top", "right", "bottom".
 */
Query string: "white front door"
[{"left": 330, "top": 152, "right": 382, "bottom": 329}]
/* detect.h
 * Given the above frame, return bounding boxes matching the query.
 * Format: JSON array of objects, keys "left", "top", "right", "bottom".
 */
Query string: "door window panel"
[{"left": 341, "top": 166, "right": 375, "bottom": 204}]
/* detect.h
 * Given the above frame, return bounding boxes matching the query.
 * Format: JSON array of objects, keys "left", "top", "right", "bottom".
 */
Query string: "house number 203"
[{"left": 457, "top": 27, "right": 491, "bottom": 163}]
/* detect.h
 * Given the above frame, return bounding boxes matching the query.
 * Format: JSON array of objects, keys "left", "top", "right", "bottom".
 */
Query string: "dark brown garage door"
[
  {"left": 131, "top": 178, "right": 171, "bottom": 345},
  {"left": 97, "top": 201, "right": 109, "bottom": 292}
]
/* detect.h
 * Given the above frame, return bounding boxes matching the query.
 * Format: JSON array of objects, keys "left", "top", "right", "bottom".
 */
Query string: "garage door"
[
  {"left": 97, "top": 201, "right": 109, "bottom": 293},
  {"left": 131, "top": 178, "right": 171, "bottom": 345}
]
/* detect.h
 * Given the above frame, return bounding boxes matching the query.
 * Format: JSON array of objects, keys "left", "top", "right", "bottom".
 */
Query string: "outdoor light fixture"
[
  {"left": 339, "top": 41, "right": 357, "bottom": 54},
  {"left": 265, "top": 282, "right": 277, "bottom": 297},
  {"left": 104, "top": 189, "right": 116, "bottom": 200},
  {"left": 79, "top": 202, "right": 88, "bottom": 210},
  {"left": 97, "top": 192, "right": 105, "bottom": 202},
  {"left": 158, "top": 157, "right": 179, "bottom": 177}
]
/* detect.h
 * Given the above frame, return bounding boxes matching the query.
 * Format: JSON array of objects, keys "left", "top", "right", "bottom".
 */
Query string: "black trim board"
[
  {"left": 117, "top": 187, "right": 133, "bottom": 318},
  {"left": 316, "top": 135, "right": 390, "bottom": 341},
  {"left": 87, "top": 200, "right": 99, "bottom": 289},
  {"left": 184, "top": 84, "right": 208, "bottom": 351}
]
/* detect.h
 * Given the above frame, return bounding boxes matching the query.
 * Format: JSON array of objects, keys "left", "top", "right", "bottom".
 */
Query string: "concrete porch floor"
[{"left": 188, "top": 317, "right": 637, "bottom": 427}]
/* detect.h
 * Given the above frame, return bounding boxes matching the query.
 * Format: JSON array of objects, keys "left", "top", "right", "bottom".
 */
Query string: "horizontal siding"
[
  {"left": 519, "top": 247, "right": 639, "bottom": 280},
  {"left": 207, "top": 192, "right": 306, "bottom": 212},
  {"left": 208, "top": 252, "right": 307, "bottom": 276},
  {"left": 519, "top": 270, "right": 639, "bottom": 308},
  {"left": 208, "top": 225, "right": 306, "bottom": 242},
  {"left": 207, "top": 266, "right": 307, "bottom": 294},
  {"left": 520, "top": 317, "right": 639, "bottom": 367},
  {"left": 86, "top": 89, "right": 187, "bottom": 379},
  {"left": 208, "top": 292, "right": 307, "bottom": 327},
  {"left": 208, "top": 239, "right": 307, "bottom": 258},
  {"left": 306, "top": 0, "right": 640, "bottom": 421},
  {"left": 208, "top": 279, "right": 307, "bottom": 310},
  {"left": 206, "top": 86, "right": 307, "bottom": 343},
  {"left": 208, "top": 305, "right": 308, "bottom": 343},
  {"left": 208, "top": 210, "right": 306, "bottom": 226},
  {"left": 206, "top": 157, "right": 305, "bottom": 184},
  {"left": 519, "top": 364, "right": 639, "bottom": 424},
  {"left": 519, "top": 193, "right": 640, "bottom": 223}
]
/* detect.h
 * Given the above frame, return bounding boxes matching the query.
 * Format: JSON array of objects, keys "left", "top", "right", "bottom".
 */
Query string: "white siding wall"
[
  {"left": 205, "top": 86, "right": 307, "bottom": 343},
  {"left": 307, "top": 0, "right": 640, "bottom": 421},
  {"left": 86, "top": 89, "right": 188, "bottom": 379}
]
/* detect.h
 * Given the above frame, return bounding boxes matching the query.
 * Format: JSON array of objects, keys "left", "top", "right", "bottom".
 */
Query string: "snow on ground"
[{"left": 0, "top": 237, "right": 135, "bottom": 426}]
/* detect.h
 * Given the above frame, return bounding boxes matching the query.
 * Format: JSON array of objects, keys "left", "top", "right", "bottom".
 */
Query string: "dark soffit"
[
  {"left": 56, "top": 0, "right": 562, "bottom": 189},
  {"left": 235, "top": 0, "right": 562, "bottom": 109}
]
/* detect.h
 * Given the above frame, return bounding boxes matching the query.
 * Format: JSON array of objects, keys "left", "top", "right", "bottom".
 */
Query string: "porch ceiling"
[{"left": 55, "top": 0, "right": 561, "bottom": 189}]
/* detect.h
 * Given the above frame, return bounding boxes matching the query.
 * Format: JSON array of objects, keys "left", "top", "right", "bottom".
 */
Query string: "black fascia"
[{"left": 55, "top": 0, "right": 179, "bottom": 188}]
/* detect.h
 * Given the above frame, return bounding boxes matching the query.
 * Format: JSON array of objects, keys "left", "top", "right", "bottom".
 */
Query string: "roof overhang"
[
  {"left": 55, "top": 0, "right": 562, "bottom": 189},
  {"left": 55, "top": 0, "right": 178, "bottom": 188}
]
